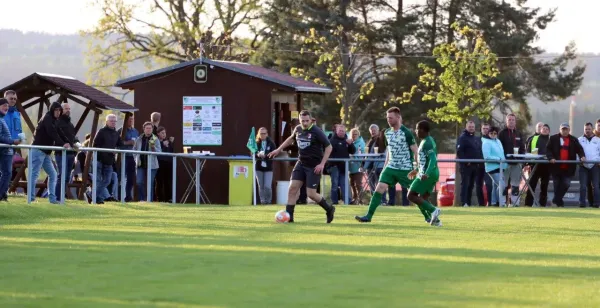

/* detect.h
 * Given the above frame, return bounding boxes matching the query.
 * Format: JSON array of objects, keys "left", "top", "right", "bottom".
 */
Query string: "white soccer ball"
[{"left": 274, "top": 210, "right": 290, "bottom": 223}]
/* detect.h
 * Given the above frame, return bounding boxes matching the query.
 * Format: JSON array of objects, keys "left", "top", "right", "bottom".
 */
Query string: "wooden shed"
[
  {"left": 116, "top": 58, "right": 331, "bottom": 204},
  {"left": 0, "top": 72, "right": 137, "bottom": 199}
]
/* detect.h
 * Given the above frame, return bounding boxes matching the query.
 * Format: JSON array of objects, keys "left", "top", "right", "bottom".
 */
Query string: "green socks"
[
  {"left": 366, "top": 191, "right": 383, "bottom": 219},
  {"left": 367, "top": 191, "right": 437, "bottom": 221},
  {"left": 417, "top": 204, "right": 431, "bottom": 220},
  {"left": 421, "top": 199, "right": 437, "bottom": 213},
  {"left": 417, "top": 200, "right": 437, "bottom": 220}
]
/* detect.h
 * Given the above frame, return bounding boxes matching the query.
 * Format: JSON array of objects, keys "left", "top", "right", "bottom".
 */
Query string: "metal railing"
[{"left": 1, "top": 142, "right": 597, "bottom": 206}]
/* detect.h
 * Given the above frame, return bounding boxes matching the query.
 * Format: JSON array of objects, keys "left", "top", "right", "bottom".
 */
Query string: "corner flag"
[{"left": 247, "top": 127, "right": 258, "bottom": 154}]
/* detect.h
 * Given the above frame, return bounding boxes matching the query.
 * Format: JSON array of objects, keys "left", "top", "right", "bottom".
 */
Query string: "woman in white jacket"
[{"left": 482, "top": 126, "right": 507, "bottom": 207}]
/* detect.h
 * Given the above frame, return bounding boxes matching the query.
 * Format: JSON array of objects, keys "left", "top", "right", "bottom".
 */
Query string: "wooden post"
[
  {"left": 116, "top": 112, "right": 132, "bottom": 173},
  {"left": 9, "top": 99, "right": 40, "bottom": 194},
  {"left": 78, "top": 111, "right": 101, "bottom": 199}
]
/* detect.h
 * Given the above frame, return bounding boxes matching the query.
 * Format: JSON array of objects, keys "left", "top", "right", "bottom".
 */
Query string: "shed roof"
[
  {"left": 115, "top": 58, "right": 332, "bottom": 94},
  {"left": 1, "top": 72, "right": 137, "bottom": 111}
]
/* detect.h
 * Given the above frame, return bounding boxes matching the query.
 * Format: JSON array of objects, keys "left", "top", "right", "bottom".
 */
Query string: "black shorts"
[{"left": 291, "top": 162, "right": 321, "bottom": 189}]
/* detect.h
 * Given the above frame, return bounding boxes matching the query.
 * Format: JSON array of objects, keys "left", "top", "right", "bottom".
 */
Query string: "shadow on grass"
[
  {"left": 1, "top": 229, "right": 600, "bottom": 268},
  {"left": 439, "top": 207, "right": 600, "bottom": 219},
  {"left": 0, "top": 239, "right": 596, "bottom": 307}
]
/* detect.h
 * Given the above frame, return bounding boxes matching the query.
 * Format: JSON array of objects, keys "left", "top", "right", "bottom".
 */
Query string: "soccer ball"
[{"left": 274, "top": 210, "right": 290, "bottom": 223}]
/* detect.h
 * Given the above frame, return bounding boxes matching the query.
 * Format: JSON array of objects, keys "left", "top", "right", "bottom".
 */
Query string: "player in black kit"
[{"left": 268, "top": 110, "right": 335, "bottom": 223}]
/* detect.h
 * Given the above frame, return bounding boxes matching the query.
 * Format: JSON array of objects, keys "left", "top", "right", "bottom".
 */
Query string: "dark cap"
[{"left": 0, "top": 98, "right": 8, "bottom": 106}]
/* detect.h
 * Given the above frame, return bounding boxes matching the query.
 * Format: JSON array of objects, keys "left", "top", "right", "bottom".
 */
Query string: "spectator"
[
  {"left": 546, "top": 122, "right": 585, "bottom": 207},
  {"left": 456, "top": 121, "right": 482, "bottom": 206},
  {"left": 3, "top": 90, "right": 22, "bottom": 140},
  {"left": 482, "top": 126, "right": 507, "bottom": 207},
  {"left": 150, "top": 112, "right": 161, "bottom": 135},
  {"left": 117, "top": 115, "right": 139, "bottom": 202},
  {"left": 31, "top": 102, "right": 71, "bottom": 204},
  {"left": 476, "top": 122, "right": 492, "bottom": 206},
  {"left": 104, "top": 163, "right": 119, "bottom": 202},
  {"left": 349, "top": 128, "right": 365, "bottom": 204},
  {"left": 578, "top": 122, "right": 600, "bottom": 208},
  {"left": 155, "top": 126, "right": 174, "bottom": 202},
  {"left": 525, "top": 124, "right": 551, "bottom": 206},
  {"left": 0, "top": 98, "right": 21, "bottom": 202},
  {"left": 4, "top": 90, "right": 23, "bottom": 181},
  {"left": 254, "top": 127, "right": 276, "bottom": 204},
  {"left": 364, "top": 124, "right": 396, "bottom": 205},
  {"left": 595, "top": 119, "right": 600, "bottom": 138},
  {"left": 328, "top": 124, "right": 356, "bottom": 204},
  {"left": 134, "top": 122, "right": 161, "bottom": 201},
  {"left": 89, "top": 114, "right": 123, "bottom": 204},
  {"left": 498, "top": 114, "right": 526, "bottom": 206},
  {"left": 55, "top": 102, "right": 79, "bottom": 201}
]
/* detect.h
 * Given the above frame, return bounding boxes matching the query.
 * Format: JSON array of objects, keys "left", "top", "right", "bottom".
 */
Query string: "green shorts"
[
  {"left": 379, "top": 168, "right": 413, "bottom": 188},
  {"left": 409, "top": 176, "right": 438, "bottom": 195}
]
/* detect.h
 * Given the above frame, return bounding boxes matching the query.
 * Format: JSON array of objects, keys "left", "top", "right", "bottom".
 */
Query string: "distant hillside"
[{"left": 1, "top": 29, "right": 599, "bottom": 137}]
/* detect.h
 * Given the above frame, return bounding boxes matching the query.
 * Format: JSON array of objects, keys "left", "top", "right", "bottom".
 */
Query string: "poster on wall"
[{"left": 182, "top": 96, "right": 223, "bottom": 146}]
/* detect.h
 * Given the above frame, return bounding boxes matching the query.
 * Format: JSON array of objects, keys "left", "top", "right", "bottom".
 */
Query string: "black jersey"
[{"left": 294, "top": 124, "right": 330, "bottom": 168}]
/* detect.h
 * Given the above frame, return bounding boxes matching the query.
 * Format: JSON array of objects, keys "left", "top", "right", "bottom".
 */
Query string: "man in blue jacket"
[
  {"left": 457, "top": 121, "right": 483, "bottom": 206},
  {"left": 0, "top": 98, "right": 22, "bottom": 201},
  {"left": 3, "top": 90, "right": 22, "bottom": 140}
]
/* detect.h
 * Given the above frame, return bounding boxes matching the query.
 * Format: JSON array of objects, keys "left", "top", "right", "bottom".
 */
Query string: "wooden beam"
[
  {"left": 78, "top": 111, "right": 101, "bottom": 199},
  {"left": 9, "top": 159, "right": 27, "bottom": 193},
  {"left": 22, "top": 92, "right": 54, "bottom": 110},
  {"left": 115, "top": 112, "right": 132, "bottom": 176},
  {"left": 120, "top": 112, "right": 132, "bottom": 139},
  {"left": 62, "top": 93, "right": 102, "bottom": 113},
  {"left": 297, "top": 93, "right": 303, "bottom": 111},
  {"left": 74, "top": 105, "right": 92, "bottom": 134},
  {"left": 37, "top": 96, "right": 45, "bottom": 123},
  {"left": 16, "top": 101, "right": 36, "bottom": 133}
]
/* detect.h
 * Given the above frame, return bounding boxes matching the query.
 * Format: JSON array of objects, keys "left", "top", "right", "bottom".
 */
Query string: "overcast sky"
[{"left": 0, "top": 0, "right": 595, "bottom": 53}]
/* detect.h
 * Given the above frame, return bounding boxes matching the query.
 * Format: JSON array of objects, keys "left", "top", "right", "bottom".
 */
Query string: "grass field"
[{"left": 1, "top": 198, "right": 600, "bottom": 307}]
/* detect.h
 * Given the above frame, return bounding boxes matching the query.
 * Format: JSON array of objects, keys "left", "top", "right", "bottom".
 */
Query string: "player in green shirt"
[
  {"left": 408, "top": 120, "right": 442, "bottom": 226},
  {"left": 355, "top": 107, "right": 439, "bottom": 223}
]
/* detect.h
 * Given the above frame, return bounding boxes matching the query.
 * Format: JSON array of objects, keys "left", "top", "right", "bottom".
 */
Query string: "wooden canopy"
[{"left": 0, "top": 72, "right": 137, "bottom": 199}]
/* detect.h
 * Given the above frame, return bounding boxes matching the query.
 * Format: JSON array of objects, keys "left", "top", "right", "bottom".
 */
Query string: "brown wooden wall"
[{"left": 129, "top": 65, "right": 291, "bottom": 204}]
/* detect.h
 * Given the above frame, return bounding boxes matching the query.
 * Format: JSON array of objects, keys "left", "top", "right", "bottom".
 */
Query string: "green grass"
[{"left": 1, "top": 198, "right": 600, "bottom": 307}]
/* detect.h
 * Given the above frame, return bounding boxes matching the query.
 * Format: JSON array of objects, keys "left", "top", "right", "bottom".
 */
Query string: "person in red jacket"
[{"left": 546, "top": 123, "right": 586, "bottom": 207}]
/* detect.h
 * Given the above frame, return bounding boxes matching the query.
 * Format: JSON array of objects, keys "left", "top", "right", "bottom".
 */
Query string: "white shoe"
[
  {"left": 430, "top": 208, "right": 441, "bottom": 226},
  {"left": 463, "top": 203, "right": 469, "bottom": 207},
  {"left": 431, "top": 219, "right": 443, "bottom": 227}
]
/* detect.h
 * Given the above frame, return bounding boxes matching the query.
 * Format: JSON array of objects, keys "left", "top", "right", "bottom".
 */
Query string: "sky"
[{"left": 0, "top": 0, "right": 596, "bottom": 53}]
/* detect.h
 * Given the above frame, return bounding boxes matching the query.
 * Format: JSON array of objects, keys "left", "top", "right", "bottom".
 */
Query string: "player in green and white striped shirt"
[{"left": 355, "top": 107, "right": 439, "bottom": 223}]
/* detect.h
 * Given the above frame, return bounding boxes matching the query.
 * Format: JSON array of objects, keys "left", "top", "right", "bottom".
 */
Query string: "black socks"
[
  {"left": 285, "top": 205, "right": 295, "bottom": 222},
  {"left": 318, "top": 197, "right": 333, "bottom": 212}
]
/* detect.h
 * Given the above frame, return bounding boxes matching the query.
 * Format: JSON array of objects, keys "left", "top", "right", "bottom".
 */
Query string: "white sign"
[
  {"left": 233, "top": 165, "right": 249, "bottom": 179},
  {"left": 182, "top": 96, "right": 222, "bottom": 146}
]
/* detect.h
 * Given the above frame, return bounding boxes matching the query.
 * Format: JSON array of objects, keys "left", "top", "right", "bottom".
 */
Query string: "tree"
[
  {"left": 402, "top": 23, "right": 510, "bottom": 206},
  {"left": 432, "top": 0, "right": 585, "bottom": 124},
  {"left": 403, "top": 24, "right": 511, "bottom": 122},
  {"left": 290, "top": 26, "right": 376, "bottom": 127},
  {"left": 82, "top": 0, "right": 262, "bottom": 87}
]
